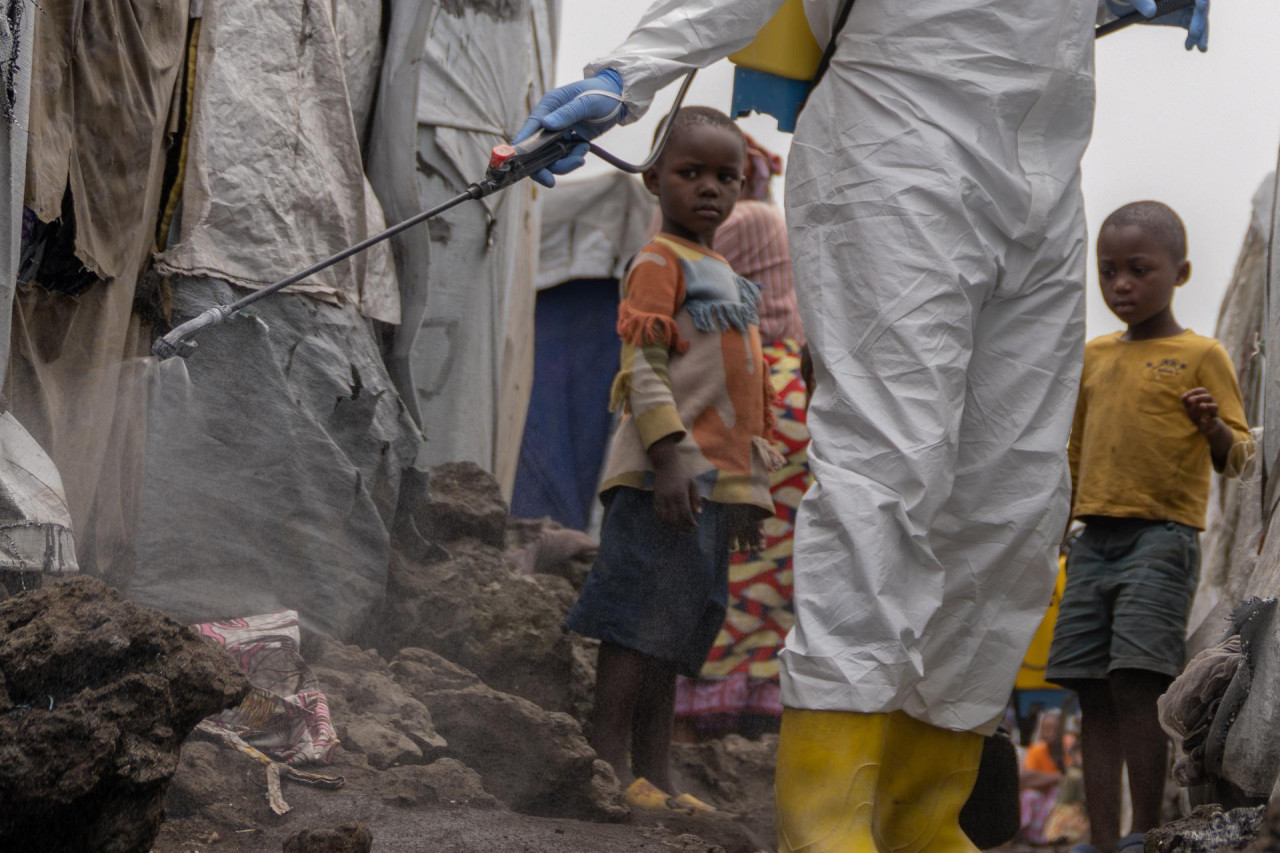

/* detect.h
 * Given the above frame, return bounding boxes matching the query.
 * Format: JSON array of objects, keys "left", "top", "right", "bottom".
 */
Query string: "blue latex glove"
[
  {"left": 1106, "top": 0, "right": 1209, "bottom": 51},
  {"left": 514, "top": 70, "right": 626, "bottom": 187}
]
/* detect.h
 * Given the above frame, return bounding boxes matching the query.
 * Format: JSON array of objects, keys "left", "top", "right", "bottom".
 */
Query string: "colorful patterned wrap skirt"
[{"left": 674, "top": 339, "right": 810, "bottom": 729}]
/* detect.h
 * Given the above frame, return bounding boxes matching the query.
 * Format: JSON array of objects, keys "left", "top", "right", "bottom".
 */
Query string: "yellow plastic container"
[
  {"left": 1015, "top": 555, "right": 1068, "bottom": 691},
  {"left": 729, "top": 0, "right": 823, "bottom": 82}
]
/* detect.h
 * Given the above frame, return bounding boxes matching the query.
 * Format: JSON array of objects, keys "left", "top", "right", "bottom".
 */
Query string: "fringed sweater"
[{"left": 600, "top": 233, "right": 779, "bottom": 513}]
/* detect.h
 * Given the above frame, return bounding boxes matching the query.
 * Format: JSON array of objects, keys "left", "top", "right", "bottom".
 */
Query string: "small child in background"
[
  {"left": 1047, "top": 201, "right": 1254, "bottom": 853},
  {"left": 564, "top": 106, "right": 775, "bottom": 813}
]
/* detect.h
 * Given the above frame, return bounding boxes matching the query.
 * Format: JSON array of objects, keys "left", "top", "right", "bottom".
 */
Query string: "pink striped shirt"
[{"left": 714, "top": 200, "right": 804, "bottom": 346}]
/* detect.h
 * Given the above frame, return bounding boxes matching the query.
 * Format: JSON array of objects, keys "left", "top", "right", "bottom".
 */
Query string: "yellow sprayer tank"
[
  {"left": 730, "top": 0, "right": 823, "bottom": 81},
  {"left": 1015, "top": 555, "right": 1068, "bottom": 691},
  {"left": 729, "top": 0, "right": 823, "bottom": 132}
]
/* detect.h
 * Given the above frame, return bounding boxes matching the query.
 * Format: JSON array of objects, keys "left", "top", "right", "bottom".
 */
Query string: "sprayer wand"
[{"left": 151, "top": 73, "right": 696, "bottom": 360}]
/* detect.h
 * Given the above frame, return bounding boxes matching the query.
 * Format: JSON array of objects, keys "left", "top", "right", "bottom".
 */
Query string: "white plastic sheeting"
[
  {"left": 368, "top": 0, "right": 556, "bottom": 497},
  {"left": 0, "top": 0, "right": 32, "bottom": 382},
  {"left": 1188, "top": 173, "right": 1271, "bottom": 654},
  {"left": 0, "top": 410, "right": 77, "bottom": 577},
  {"left": 155, "top": 0, "right": 400, "bottom": 324},
  {"left": 535, "top": 172, "right": 655, "bottom": 291}
]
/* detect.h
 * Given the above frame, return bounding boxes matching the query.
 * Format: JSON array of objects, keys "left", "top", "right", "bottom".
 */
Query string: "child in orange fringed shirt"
[{"left": 564, "top": 107, "right": 777, "bottom": 815}]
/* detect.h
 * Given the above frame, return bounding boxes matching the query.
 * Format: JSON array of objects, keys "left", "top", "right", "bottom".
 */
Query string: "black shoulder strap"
[{"left": 798, "top": 0, "right": 857, "bottom": 117}]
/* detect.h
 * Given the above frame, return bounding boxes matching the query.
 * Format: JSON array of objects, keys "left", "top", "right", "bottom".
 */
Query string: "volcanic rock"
[
  {"left": 0, "top": 576, "right": 248, "bottom": 852},
  {"left": 282, "top": 822, "right": 373, "bottom": 853}
]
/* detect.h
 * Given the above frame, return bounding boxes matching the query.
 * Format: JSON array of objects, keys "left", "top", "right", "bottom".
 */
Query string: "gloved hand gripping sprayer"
[{"left": 150, "top": 0, "right": 1191, "bottom": 360}]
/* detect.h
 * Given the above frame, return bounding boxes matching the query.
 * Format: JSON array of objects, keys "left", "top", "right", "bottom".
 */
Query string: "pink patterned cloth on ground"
[{"left": 196, "top": 610, "right": 338, "bottom": 765}]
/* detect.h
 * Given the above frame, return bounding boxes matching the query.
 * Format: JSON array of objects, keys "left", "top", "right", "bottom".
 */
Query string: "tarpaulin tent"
[
  {"left": 509, "top": 173, "right": 655, "bottom": 530},
  {"left": 131, "top": 0, "right": 421, "bottom": 640},
  {"left": 0, "top": 0, "right": 78, "bottom": 586},
  {"left": 367, "top": 0, "right": 557, "bottom": 499},
  {"left": 11, "top": 0, "right": 422, "bottom": 638}
]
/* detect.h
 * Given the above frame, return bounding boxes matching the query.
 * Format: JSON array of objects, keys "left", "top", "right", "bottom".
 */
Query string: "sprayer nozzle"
[
  {"left": 151, "top": 305, "right": 232, "bottom": 359},
  {"left": 152, "top": 335, "right": 198, "bottom": 359}
]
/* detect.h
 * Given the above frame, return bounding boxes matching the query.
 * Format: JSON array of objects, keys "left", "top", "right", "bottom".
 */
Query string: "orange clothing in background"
[
  {"left": 1024, "top": 735, "right": 1076, "bottom": 774},
  {"left": 1024, "top": 742, "right": 1060, "bottom": 774}
]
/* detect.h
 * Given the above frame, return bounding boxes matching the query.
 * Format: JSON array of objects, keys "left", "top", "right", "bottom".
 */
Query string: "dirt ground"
[
  {"left": 151, "top": 735, "right": 772, "bottom": 853},
  {"left": 156, "top": 806, "right": 735, "bottom": 853}
]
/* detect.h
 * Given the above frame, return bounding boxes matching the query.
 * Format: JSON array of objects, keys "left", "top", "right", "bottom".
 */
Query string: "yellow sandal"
[
  {"left": 673, "top": 792, "right": 718, "bottom": 815},
  {"left": 625, "top": 778, "right": 697, "bottom": 815}
]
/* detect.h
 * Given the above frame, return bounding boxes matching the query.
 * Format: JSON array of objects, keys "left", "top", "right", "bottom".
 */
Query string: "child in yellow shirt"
[{"left": 1047, "top": 201, "right": 1253, "bottom": 853}]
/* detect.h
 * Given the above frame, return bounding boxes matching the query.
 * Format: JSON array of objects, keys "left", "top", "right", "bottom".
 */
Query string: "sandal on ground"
[
  {"left": 1116, "top": 832, "right": 1145, "bottom": 853},
  {"left": 672, "top": 792, "right": 718, "bottom": 815},
  {"left": 625, "top": 778, "right": 696, "bottom": 815}
]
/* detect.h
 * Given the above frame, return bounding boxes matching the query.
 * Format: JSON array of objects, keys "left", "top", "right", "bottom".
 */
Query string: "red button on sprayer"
[{"left": 490, "top": 144, "right": 517, "bottom": 169}]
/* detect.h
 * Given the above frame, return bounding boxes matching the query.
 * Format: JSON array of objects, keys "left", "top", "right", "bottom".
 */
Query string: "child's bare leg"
[
  {"left": 590, "top": 642, "right": 650, "bottom": 785},
  {"left": 630, "top": 658, "right": 678, "bottom": 792},
  {"left": 1110, "top": 668, "right": 1172, "bottom": 836},
  {"left": 1077, "top": 679, "right": 1123, "bottom": 851}
]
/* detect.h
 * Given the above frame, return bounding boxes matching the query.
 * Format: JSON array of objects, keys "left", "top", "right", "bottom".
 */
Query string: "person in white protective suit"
[{"left": 518, "top": 0, "right": 1209, "bottom": 848}]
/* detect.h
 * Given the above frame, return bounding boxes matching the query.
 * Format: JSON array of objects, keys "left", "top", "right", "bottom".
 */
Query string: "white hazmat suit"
[{"left": 590, "top": 0, "right": 1096, "bottom": 735}]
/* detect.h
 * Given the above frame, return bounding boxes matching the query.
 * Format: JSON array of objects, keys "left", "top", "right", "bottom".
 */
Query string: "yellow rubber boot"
[
  {"left": 873, "top": 712, "right": 982, "bottom": 853},
  {"left": 775, "top": 709, "right": 888, "bottom": 853}
]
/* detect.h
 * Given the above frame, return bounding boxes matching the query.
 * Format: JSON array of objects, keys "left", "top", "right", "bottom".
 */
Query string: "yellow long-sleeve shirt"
[{"left": 1069, "top": 330, "right": 1253, "bottom": 530}]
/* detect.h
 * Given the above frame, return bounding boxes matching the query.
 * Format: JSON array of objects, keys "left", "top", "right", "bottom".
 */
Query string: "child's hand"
[
  {"left": 1181, "top": 387, "right": 1222, "bottom": 434},
  {"left": 1182, "top": 386, "right": 1238, "bottom": 472},
  {"left": 729, "top": 511, "right": 764, "bottom": 554},
  {"left": 649, "top": 437, "right": 700, "bottom": 530}
]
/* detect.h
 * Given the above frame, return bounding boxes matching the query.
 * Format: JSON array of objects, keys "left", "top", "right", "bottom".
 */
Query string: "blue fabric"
[
  {"left": 1048, "top": 517, "right": 1200, "bottom": 682},
  {"left": 565, "top": 486, "right": 732, "bottom": 676},
  {"left": 1014, "top": 689, "right": 1071, "bottom": 724},
  {"left": 511, "top": 279, "right": 619, "bottom": 530}
]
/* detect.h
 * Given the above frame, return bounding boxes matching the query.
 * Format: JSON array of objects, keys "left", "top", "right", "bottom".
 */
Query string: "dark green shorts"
[{"left": 1046, "top": 517, "right": 1199, "bottom": 684}]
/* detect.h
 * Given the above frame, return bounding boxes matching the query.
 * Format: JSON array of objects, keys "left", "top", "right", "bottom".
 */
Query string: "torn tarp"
[
  {"left": 1159, "top": 634, "right": 1243, "bottom": 787},
  {"left": 331, "top": 0, "right": 384, "bottom": 150},
  {"left": 129, "top": 276, "right": 421, "bottom": 640},
  {"left": 25, "top": 0, "right": 188, "bottom": 282},
  {"left": 154, "top": 0, "right": 400, "bottom": 324},
  {"left": 0, "top": 409, "right": 77, "bottom": 580}
]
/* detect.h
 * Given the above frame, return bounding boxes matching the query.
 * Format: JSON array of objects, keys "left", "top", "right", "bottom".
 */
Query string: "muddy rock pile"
[
  {"left": 0, "top": 576, "right": 248, "bottom": 852},
  {"left": 376, "top": 461, "right": 596, "bottom": 718},
  {"left": 152, "top": 462, "right": 769, "bottom": 852}
]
